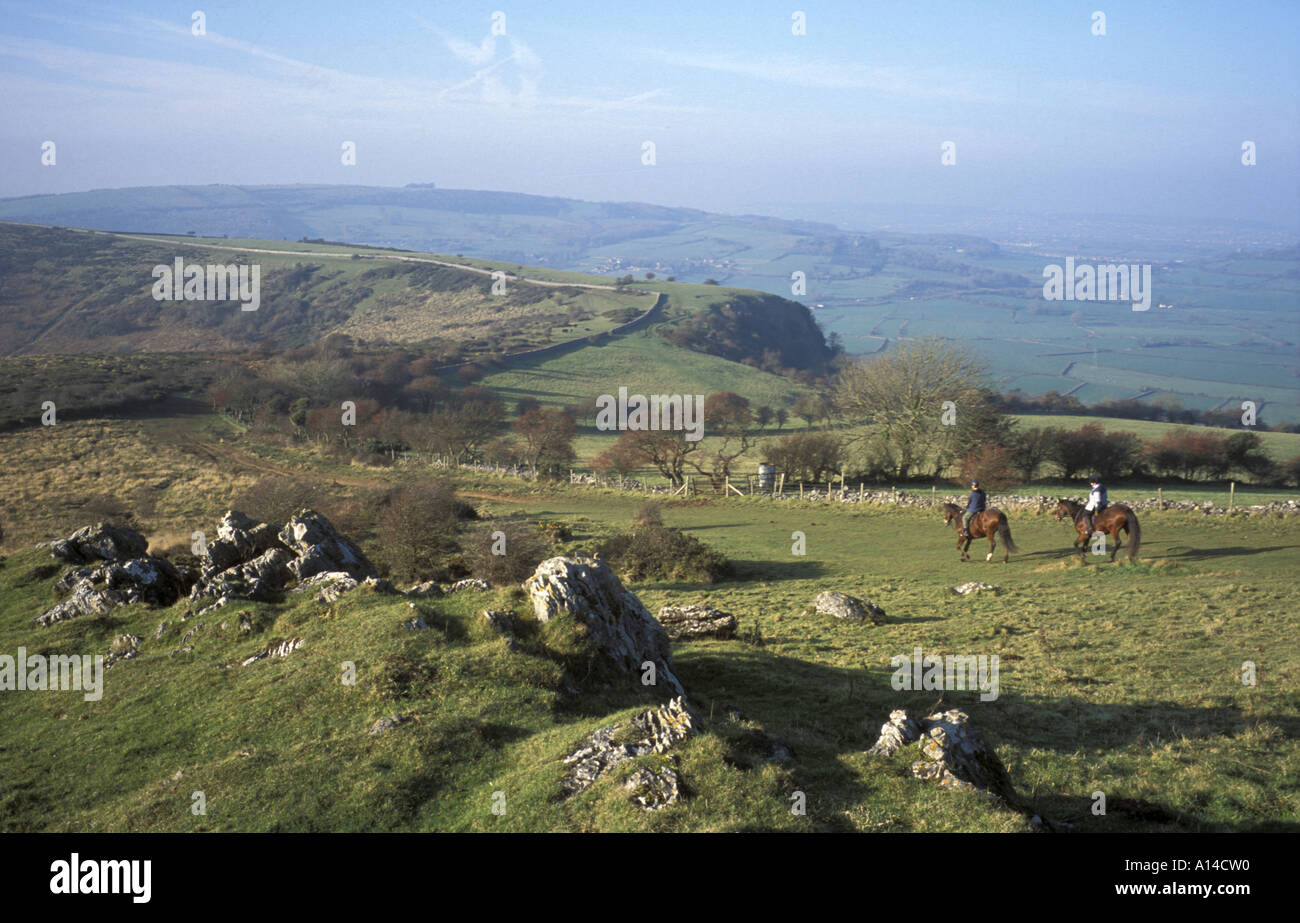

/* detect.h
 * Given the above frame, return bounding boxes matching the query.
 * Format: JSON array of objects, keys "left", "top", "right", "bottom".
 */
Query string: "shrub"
[
  {"left": 374, "top": 480, "right": 472, "bottom": 583},
  {"left": 630, "top": 502, "right": 662, "bottom": 529},
  {"left": 231, "top": 477, "right": 331, "bottom": 527},
  {"left": 461, "top": 518, "right": 552, "bottom": 586},
  {"left": 598, "top": 524, "right": 730, "bottom": 583}
]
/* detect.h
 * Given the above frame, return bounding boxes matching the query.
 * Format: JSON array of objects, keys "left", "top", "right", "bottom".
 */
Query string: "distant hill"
[
  {"left": 0, "top": 183, "right": 843, "bottom": 269},
  {"left": 0, "top": 224, "right": 831, "bottom": 375}
]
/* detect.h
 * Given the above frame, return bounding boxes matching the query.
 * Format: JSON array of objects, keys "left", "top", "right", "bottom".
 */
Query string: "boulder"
[
  {"left": 278, "top": 510, "right": 378, "bottom": 582},
  {"left": 525, "top": 555, "right": 683, "bottom": 697},
  {"left": 49, "top": 522, "right": 147, "bottom": 565},
  {"left": 811, "top": 590, "right": 885, "bottom": 624},
  {"left": 446, "top": 577, "right": 490, "bottom": 593},
  {"left": 195, "top": 548, "right": 293, "bottom": 602},
  {"left": 562, "top": 696, "right": 697, "bottom": 800},
  {"left": 657, "top": 604, "right": 737, "bottom": 641},
  {"left": 205, "top": 511, "right": 284, "bottom": 574},
  {"left": 36, "top": 556, "right": 189, "bottom": 627},
  {"left": 867, "top": 708, "right": 1016, "bottom": 803}
]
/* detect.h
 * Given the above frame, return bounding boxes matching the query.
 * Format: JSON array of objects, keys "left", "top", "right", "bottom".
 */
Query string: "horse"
[
  {"left": 942, "top": 502, "right": 1020, "bottom": 563},
  {"left": 1054, "top": 498, "right": 1141, "bottom": 563}
]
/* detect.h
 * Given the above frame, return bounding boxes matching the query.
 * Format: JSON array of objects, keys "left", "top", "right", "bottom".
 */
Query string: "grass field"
[{"left": 1, "top": 413, "right": 1297, "bottom": 833}]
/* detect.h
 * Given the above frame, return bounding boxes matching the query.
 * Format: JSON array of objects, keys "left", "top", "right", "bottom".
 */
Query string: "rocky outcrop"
[
  {"left": 810, "top": 591, "right": 885, "bottom": 624},
  {"left": 49, "top": 522, "right": 148, "bottom": 565},
  {"left": 868, "top": 708, "right": 1016, "bottom": 804},
  {"left": 37, "top": 556, "right": 190, "bottom": 626},
  {"left": 277, "top": 510, "right": 378, "bottom": 583},
  {"left": 656, "top": 604, "right": 737, "bottom": 641},
  {"left": 187, "top": 509, "right": 378, "bottom": 608},
  {"left": 562, "top": 697, "right": 697, "bottom": 805},
  {"left": 240, "top": 637, "right": 303, "bottom": 667},
  {"left": 525, "top": 555, "right": 683, "bottom": 697}
]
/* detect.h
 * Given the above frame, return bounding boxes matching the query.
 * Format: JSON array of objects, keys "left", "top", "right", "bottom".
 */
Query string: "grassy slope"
[{"left": 1, "top": 416, "right": 1297, "bottom": 832}]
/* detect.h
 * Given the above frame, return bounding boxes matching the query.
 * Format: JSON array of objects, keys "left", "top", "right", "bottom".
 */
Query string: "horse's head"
[
  {"left": 941, "top": 503, "right": 958, "bottom": 524},
  {"left": 1053, "top": 499, "right": 1072, "bottom": 521}
]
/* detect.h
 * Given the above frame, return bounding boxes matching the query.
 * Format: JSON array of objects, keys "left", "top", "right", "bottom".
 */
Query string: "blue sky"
[{"left": 1, "top": 0, "right": 1296, "bottom": 231}]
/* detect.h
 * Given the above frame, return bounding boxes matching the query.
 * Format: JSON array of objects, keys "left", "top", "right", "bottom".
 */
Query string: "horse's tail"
[
  {"left": 998, "top": 516, "right": 1020, "bottom": 554},
  {"left": 1126, "top": 508, "right": 1141, "bottom": 562}
]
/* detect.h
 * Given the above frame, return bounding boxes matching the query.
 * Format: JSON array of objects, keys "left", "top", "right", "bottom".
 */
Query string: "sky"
[{"left": 1, "top": 0, "right": 1297, "bottom": 233}]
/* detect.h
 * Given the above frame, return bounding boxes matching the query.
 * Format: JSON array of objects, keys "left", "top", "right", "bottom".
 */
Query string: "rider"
[
  {"left": 1082, "top": 476, "right": 1108, "bottom": 534},
  {"left": 961, "top": 479, "right": 986, "bottom": 538}
]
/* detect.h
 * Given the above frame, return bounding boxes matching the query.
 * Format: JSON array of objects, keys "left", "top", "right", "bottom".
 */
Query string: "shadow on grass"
[
  {"left": 1164, "top": 544, "right": 1300, "bottom": 560},
  {"left": 727, "top": 559, "right": 830, "bottom": 581},
  {"left": 673, "top": 646, "right": 1300, "bottom": 832}
]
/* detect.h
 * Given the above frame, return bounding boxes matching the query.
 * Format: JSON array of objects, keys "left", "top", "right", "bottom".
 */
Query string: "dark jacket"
[{"left": 966, "top": 489, "right": 986, "bottom": 513}]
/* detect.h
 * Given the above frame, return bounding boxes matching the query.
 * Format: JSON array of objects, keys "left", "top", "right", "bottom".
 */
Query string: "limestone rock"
[
  {"left": 405, "top": 581, "right": 445, "bottom": 598},
  {"left": 241, "top": 637, "right": 303, "bottom": 666},
  {"left": 368, "top": 714, "right": 409, "bottom": 735},
  {"left": 811, "top": 590, "right": 885, "bottom": 624},
  {"left": 49, "top": 522, "right": 147, "bottom": 565},
  {"left": 867, "top": 708, "right": 1016, "bottom": 804},
  {"left": 525, "top": 555, "right": 683, "bottom": 697},
  {"left": 36, "top": 556, "right": 189, "bottom": 627},
  {"left": 295, "top": 570, "right": 359, "bottom": 603},
  {"left": 657, "top": 604, "right": 737, "bottom": 641},
  {"left": 401, "top": 612, "right": 429, "bottom": 631},
  {"left": 622, "top": 765, "right": 684, "bottom": 810},
  {"left": 104, "top": 633, "right": 141, "bottom": 669},
  {"left": 278, "top": 510, "right": 378, "bottom": 583},
  {"left": 952, "top": 582, "right": 1000, "bottom": 596},
  {"left": 446, "top": 577, "right": 490, "bottom": 593},
  {"left": 562, "top": 696, "right": 698, "bottom": 800},
  {"left": 205, "top": 511, "right": 284, "bottom": 573}
]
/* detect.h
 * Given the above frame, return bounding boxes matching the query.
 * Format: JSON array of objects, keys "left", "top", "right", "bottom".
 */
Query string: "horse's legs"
[{"left": 986, "top": 532, "right": 995, "bottom": 563}]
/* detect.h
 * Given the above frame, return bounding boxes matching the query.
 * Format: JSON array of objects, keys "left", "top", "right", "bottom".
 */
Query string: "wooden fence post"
[
  {"left": 1229, "top": 481, "right": 1235, "bottom": 512},
  {"left": 799, "top": 481, "right": 804, "bottom": 500}
]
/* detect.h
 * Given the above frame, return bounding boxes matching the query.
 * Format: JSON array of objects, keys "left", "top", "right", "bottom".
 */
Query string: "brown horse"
[
  {"left": 942, "top": 502, "right": 1020, "bottom": 563},
  {"left": 1054, "top": 498, "right": 1141, "bottom": 563}
]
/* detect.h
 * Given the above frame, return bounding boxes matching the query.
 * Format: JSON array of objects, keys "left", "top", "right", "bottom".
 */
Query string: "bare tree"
[{"left": 834, "top": 338, "right": 986, "bottom": 478}]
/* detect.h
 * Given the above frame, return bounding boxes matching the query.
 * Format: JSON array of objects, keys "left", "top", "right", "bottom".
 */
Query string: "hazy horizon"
[{"left": 2, "top": 0, "right": 1297, "bottom": 237}]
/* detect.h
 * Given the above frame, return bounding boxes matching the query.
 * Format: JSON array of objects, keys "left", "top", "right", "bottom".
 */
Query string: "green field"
[{"left": 2, "top": 426, "right": 1297, "bottom": 833}]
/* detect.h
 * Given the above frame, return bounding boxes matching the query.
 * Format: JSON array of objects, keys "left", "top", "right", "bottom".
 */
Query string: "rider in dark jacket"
[{"left": 961, "top": 480, "right": 986, "bottom": 538}]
